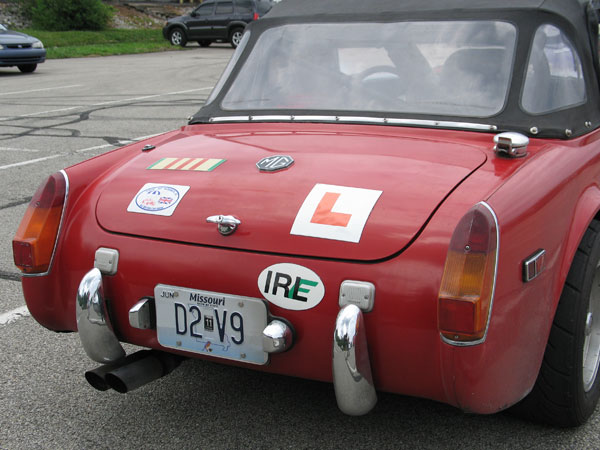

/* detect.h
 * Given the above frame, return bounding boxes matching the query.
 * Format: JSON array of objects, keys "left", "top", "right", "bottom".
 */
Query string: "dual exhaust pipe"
[{"left": 85, "top": 350, "right": 184, "bottom": 393}]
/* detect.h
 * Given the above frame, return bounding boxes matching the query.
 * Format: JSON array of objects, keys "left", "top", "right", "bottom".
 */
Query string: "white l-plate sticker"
[{"left": 290, "top": 183, "right": 382, "bottom": 243}]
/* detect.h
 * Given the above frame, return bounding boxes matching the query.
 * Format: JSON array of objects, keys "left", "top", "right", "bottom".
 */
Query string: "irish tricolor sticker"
[
  {"left": 291, "top": 184, "right": 382, "bottom": 243},
  {"left": 147, "top": 157, "right": 226, "bottom": 172}
]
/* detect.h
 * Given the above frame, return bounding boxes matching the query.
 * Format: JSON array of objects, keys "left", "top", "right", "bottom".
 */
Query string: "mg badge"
[{"left": 256, "top": 155, "right": 294, "bottom": 172}]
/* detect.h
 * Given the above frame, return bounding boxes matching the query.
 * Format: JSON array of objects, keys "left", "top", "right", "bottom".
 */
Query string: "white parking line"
[
  {"left": 0, "top": 154, "right": 63, "bottom": 170},
  {"left": 0, "top": 106, "right": 82, "bottom": 121},
  {"left": 76, "top": 141, "right": 133, "bottom": 154},
  {"left": 92, "top": 88, "right": 212, "bottom": 107},
  {"left": 76, "top": 133, "right": 162, "bottom": 153},
  {"left": 0, "top": 87, "right": 213, "bottom": 122},
  {"left": 0, "top": 133, "right": 164, "bottom": 169},
  {"left": 0, "top": 84, "right": 83, "bottom": 97},
  {"left": 0, "top": 305, "right": 30, "bottom": 326},
  {"left": 0, "top": 146, "right": 40, "bottom": 153}
]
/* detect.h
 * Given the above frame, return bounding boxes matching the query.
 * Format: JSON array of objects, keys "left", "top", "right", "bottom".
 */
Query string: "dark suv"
[{"left": 163, "top": 0, "right": 273, "bottom": 48}]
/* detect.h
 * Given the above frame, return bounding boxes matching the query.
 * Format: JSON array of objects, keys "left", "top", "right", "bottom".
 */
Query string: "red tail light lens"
[
  {"left": 438, "top": 203, "right": 498, "bottom": 343},
  {"left": 253, "top": 12, "right": 259, "bottom": 20},
  {"left": 13, "top": 172, "right": 67, "bottom": 274}
]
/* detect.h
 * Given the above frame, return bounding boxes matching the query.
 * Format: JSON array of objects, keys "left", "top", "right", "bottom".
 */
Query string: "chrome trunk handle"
[{"left": 206, "top": 215, "right": 241, "bottom": 236}]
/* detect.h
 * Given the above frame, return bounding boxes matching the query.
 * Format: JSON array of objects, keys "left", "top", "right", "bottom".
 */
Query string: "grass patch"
[{"left": 17, "top": 28, "right": 180, "bottom": 58}]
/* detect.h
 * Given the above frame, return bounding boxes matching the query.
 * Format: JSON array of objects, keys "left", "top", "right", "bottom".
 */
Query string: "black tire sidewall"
[
  {"left": 18, "top": 64, "right": 37, "bottom": 73},
  {"left": 572, "top": 224, "right": 600, "bottom": 422}
]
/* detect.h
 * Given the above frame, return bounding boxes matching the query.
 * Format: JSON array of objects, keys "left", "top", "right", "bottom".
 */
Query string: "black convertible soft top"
[
  {"left": 266, "top": 0, "right": 582, "bottom": 22},
  {"left": 193, "top": 0, "right": 600, "bottom": 139}
]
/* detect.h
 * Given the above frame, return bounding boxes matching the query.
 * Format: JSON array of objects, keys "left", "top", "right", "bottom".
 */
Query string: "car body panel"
[
  {"left": 22, "top": 120, "right": 593, "bottom": 412},
  {"left": 16, "top": 0, "right": 600, "bottom": 420},
  {"left": 95, "top": 124, "right": 486, "bottom": 260},
  {"left": 0, "top": 26, "right": 45, "bottom": 68}
]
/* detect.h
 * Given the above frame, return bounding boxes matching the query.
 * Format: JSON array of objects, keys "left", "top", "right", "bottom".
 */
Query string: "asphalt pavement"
[{"left": 1, "top": 48, "right": 600, "bottom": 449}]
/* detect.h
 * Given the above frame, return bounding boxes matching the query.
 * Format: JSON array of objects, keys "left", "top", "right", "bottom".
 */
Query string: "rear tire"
[
  {"left": 229, "top": 28, "right": 243, "bottom": 48},
  {"left": 169, "top": 28, "right": 187, "bottom": 47},
  {"left": 18, "top": 64, "right": 37, "bottom": 73},
  {"left": 511, "top": 220, "right": 600, "bottom": 426}
]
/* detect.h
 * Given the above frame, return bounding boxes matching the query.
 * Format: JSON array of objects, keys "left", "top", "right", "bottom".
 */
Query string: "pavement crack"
[
  {"left": 0, "top": 269, "right": 21, "bottom": 281},
  {"left": 0, "top": 196, "right": 32, "bottom": 210}
]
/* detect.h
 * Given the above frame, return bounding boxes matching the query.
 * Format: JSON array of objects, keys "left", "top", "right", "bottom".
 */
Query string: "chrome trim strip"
[
  {"left": 337, "top": 116, "right": 386, "bottom": 124},
  {"left": 385, "top": 118, "right": 497, "bottom": 131},
  {"left": 76, "top": 268, "right": 126, "bottom": 364},
  {"left": 22, "top": 169, "right": 70, "bottom": 278},
  {"left": 290, "top": 115, "right": 338, "bottom": 122},
  {"left": 440, "top": 201, "right": 500, "bottom": 347},
  {"left": 210, "top": 116, "right": 250, "bottom": 122},
  {"left": 332, "top": 304, "right": 377, "bottom": 415},
  {"left": 248, "top": 115, "right": 291, "bottom": 121},
  {"left": 208, "top": 115, "right": 496, "bottom": 131}
]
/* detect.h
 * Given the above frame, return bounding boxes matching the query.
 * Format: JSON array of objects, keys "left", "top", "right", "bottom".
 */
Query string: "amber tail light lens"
[
  {"left": 438, "top": 203, "right": 498, "bottom": 343},
  {"left": 13, "top": 172, "right": 67, "bottom": 274}
]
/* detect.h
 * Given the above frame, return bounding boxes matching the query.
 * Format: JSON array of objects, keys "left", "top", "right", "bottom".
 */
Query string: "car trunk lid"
[{"left": 96, "top": 124, "right": 487, "bottom": 261}]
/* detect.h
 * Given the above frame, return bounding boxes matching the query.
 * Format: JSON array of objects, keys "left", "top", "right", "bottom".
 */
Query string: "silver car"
[{"left": 0, "top": 24, "right": 45, "bottom": 73}]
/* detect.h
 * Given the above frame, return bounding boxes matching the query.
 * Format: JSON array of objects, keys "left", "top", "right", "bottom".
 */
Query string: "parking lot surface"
[{"left": 1, "top": 49, "right": 600, "bottom": 449}]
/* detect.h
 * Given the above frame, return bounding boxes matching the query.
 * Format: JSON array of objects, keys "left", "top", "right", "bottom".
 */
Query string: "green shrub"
[{"left": 27, "top": 0, "right": 114, "bottom": 31}]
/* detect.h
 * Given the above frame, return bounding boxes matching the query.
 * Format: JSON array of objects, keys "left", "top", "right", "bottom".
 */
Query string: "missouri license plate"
[{"left": 155, "top": 285, "right": 269, "bottom": 365}]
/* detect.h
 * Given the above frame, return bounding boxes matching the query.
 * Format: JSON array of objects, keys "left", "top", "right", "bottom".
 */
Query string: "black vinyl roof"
[
  {"left": 193, "top": 0, "right": 600, "bottom": 139},
  {"left": 266, "top": 0, "right": 586, "bottom": 25}
]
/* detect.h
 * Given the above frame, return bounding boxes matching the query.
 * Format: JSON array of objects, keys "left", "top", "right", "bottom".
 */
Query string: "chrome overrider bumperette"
[
  {"left": 332, "top": 304, "right": 377, "bottom": 415},
  {"left": 76, "top": 268, "right": 126, "bottom": 364}
]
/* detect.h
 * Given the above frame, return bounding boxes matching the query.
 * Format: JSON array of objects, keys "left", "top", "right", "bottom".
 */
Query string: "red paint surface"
[
  {"left": 18, "top": 122, "right": 600, "bottom": 414},
  {"left": 95, "top": 124, "right": 486, "bottom": 260}
]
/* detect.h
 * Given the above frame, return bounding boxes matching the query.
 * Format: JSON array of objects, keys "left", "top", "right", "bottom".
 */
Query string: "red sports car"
[{"left": 13, "top": 0, "right": 600, "bottom": 427}]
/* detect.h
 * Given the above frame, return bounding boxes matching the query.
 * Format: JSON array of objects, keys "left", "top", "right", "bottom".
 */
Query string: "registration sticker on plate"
[{"left": 155, "top": 285, "right": 269, "bottom": 365}]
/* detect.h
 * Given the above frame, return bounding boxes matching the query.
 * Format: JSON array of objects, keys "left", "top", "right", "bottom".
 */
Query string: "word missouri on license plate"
[{"left": 155, "top": 285, "right": 269, "bottom": 365}]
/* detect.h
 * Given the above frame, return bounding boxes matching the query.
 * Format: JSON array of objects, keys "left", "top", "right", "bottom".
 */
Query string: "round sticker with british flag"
[
  {"left": 290, "top": 183, "right": 382, "bottom": 243},
  {"left": 127, "top": 183, "right": 190, "bottom": 216}
]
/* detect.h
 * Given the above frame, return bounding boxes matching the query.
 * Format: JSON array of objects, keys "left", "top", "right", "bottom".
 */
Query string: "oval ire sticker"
[{"left": 258, "top": 263, "right": 325, "bottom": 310}]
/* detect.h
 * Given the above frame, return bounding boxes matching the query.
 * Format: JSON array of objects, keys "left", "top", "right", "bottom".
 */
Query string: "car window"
[
  {"left": 235, "top": 0, "right": 253, "bottom": 14},
  {"left": 256, "top": 0, "right": 273, "bottom": 15},
  {"left": 221, "top": 21, "right": 516, "bottom": 117},
  {"left": 522, "top": 24, "right": 586, "bottom": 114},
  {"left": 206, "top": 31, "right": 252, "bottom": 105},
  {"left": 195, "top": 3, "right": 215, "bottom": 16},
  {"left": 216, "top": 1, "right": 234, "bottom": 14}
]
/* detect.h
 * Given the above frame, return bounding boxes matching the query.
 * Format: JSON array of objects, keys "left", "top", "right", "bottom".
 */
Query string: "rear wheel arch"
[
  {"left": 511, "top": 186, "right": 600, "bottom": 426},
  {"left": 559, "top": 186, "right": 600, "bottom": 295}
]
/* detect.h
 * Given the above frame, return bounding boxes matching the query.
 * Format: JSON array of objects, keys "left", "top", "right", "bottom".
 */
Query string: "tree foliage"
[{"left": 24, "top": 0, "right": 114, "bottom": 31}]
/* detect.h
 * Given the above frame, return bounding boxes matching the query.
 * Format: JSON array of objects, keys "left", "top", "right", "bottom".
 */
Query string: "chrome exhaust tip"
[
  {"left": 85, "top": 350, "right": 185, "bottom": 393},
  {"left": 85, "top": 364, "right": 116, "bottom": 391}
]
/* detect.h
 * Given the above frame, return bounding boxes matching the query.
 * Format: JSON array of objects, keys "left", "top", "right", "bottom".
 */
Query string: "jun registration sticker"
[{"left": 127, "top": 183, "right": 190, "bottom": 216}]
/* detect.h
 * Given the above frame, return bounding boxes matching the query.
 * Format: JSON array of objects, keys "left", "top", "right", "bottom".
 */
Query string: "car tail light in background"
[
  {"left": 253, "top": 12, "right": 259, "bottom": 20},
  {"left": 438, "top": 202, "right": 499, "bottom": 344},
  {"left": 13, "top": 171, "right": 68, "bottom": 274}
]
